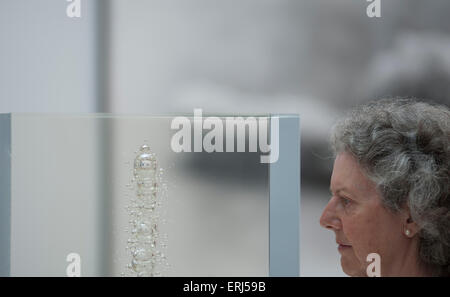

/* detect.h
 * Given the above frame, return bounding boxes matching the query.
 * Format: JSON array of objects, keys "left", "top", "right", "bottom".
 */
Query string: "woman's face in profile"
[{"left": 320, "top": 152, "right": 408, "bottom": 276}]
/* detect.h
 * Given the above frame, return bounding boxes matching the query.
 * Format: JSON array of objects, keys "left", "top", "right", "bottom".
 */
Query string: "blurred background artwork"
[{"left": 2, "top": 0, "right": 450, "bottom": 276}]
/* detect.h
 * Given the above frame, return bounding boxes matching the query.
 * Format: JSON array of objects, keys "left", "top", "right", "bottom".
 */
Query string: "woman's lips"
[{"left": 337, "top": 243, "right": 352, "bottom": 252}]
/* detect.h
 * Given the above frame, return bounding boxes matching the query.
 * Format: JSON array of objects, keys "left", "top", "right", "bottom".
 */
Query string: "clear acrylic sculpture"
[{"left": 0, "top": 113, "right": 299, "bottom": 277}]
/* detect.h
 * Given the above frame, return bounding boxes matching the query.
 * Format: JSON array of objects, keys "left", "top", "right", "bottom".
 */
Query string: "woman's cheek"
[{"left": 342, "top": 216, "right": 369, "bottom": 261}]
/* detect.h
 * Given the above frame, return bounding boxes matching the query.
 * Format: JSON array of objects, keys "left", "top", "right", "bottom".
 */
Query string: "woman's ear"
[{"left": 403, "top": 213, "right": 419, "bottom": 238}]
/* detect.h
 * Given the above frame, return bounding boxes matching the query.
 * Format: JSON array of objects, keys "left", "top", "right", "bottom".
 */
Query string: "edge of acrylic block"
[
  {"left": 269, "top": 115, "right": 300, "bottom": 277},
  {"left": 0, "top": 114, "right": 11, "bottom": 276},
  {"left": 0, "top": 112, "right": 299, "bottom": 119}
]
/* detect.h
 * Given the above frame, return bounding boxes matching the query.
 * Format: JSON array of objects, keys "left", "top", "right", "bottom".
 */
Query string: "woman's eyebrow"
[{"left": 330, "top": 187, "right": 355, "bottom": 198}]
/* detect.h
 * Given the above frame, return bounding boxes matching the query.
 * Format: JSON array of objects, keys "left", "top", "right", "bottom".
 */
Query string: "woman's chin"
[{"left": 340, "top": 255, "right": 366, "bottom": 276}]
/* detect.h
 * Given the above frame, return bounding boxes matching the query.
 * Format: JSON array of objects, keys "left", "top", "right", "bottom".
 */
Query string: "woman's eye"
[{"left": 341, "top": 197, "right": 351, "bottom": 206}]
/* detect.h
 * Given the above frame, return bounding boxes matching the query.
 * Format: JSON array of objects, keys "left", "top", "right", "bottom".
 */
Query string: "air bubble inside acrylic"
[{"left": 124, "top": 144, "right": 168, "bottom": 277}]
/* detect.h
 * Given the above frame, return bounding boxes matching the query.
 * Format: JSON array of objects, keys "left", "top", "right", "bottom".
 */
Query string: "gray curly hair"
[{"left": 331, "top": 98, "right": 450, "bottom": 276}]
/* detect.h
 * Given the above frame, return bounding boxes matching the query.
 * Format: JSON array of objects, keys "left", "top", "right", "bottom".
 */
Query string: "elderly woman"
[{"left": 320, "top": 98, "right": 450, "bottom": 277}]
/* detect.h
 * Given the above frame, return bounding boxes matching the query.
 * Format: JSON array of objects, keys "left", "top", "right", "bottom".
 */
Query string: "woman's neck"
[{"left": 383, "top": 238, "right": 435, "bottom": 276}]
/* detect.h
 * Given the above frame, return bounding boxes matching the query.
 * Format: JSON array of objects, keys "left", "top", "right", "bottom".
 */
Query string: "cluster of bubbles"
[{"left": 123, "top": 144, "right": 168, "bottom": 277}]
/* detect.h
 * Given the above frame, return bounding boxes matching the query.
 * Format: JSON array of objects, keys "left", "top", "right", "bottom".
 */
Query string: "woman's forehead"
[{"left": 331, "top": 152, "right": 378, "bottom": 197}]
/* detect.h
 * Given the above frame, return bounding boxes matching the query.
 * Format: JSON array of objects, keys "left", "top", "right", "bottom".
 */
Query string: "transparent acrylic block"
[{"left": 0, "top": 113, "right": 299, "bottom": 277}]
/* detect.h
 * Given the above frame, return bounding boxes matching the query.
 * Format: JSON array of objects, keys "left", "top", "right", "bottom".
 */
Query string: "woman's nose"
[{"left": 319, "top": 196, "right": 342, "bottom": 230}]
